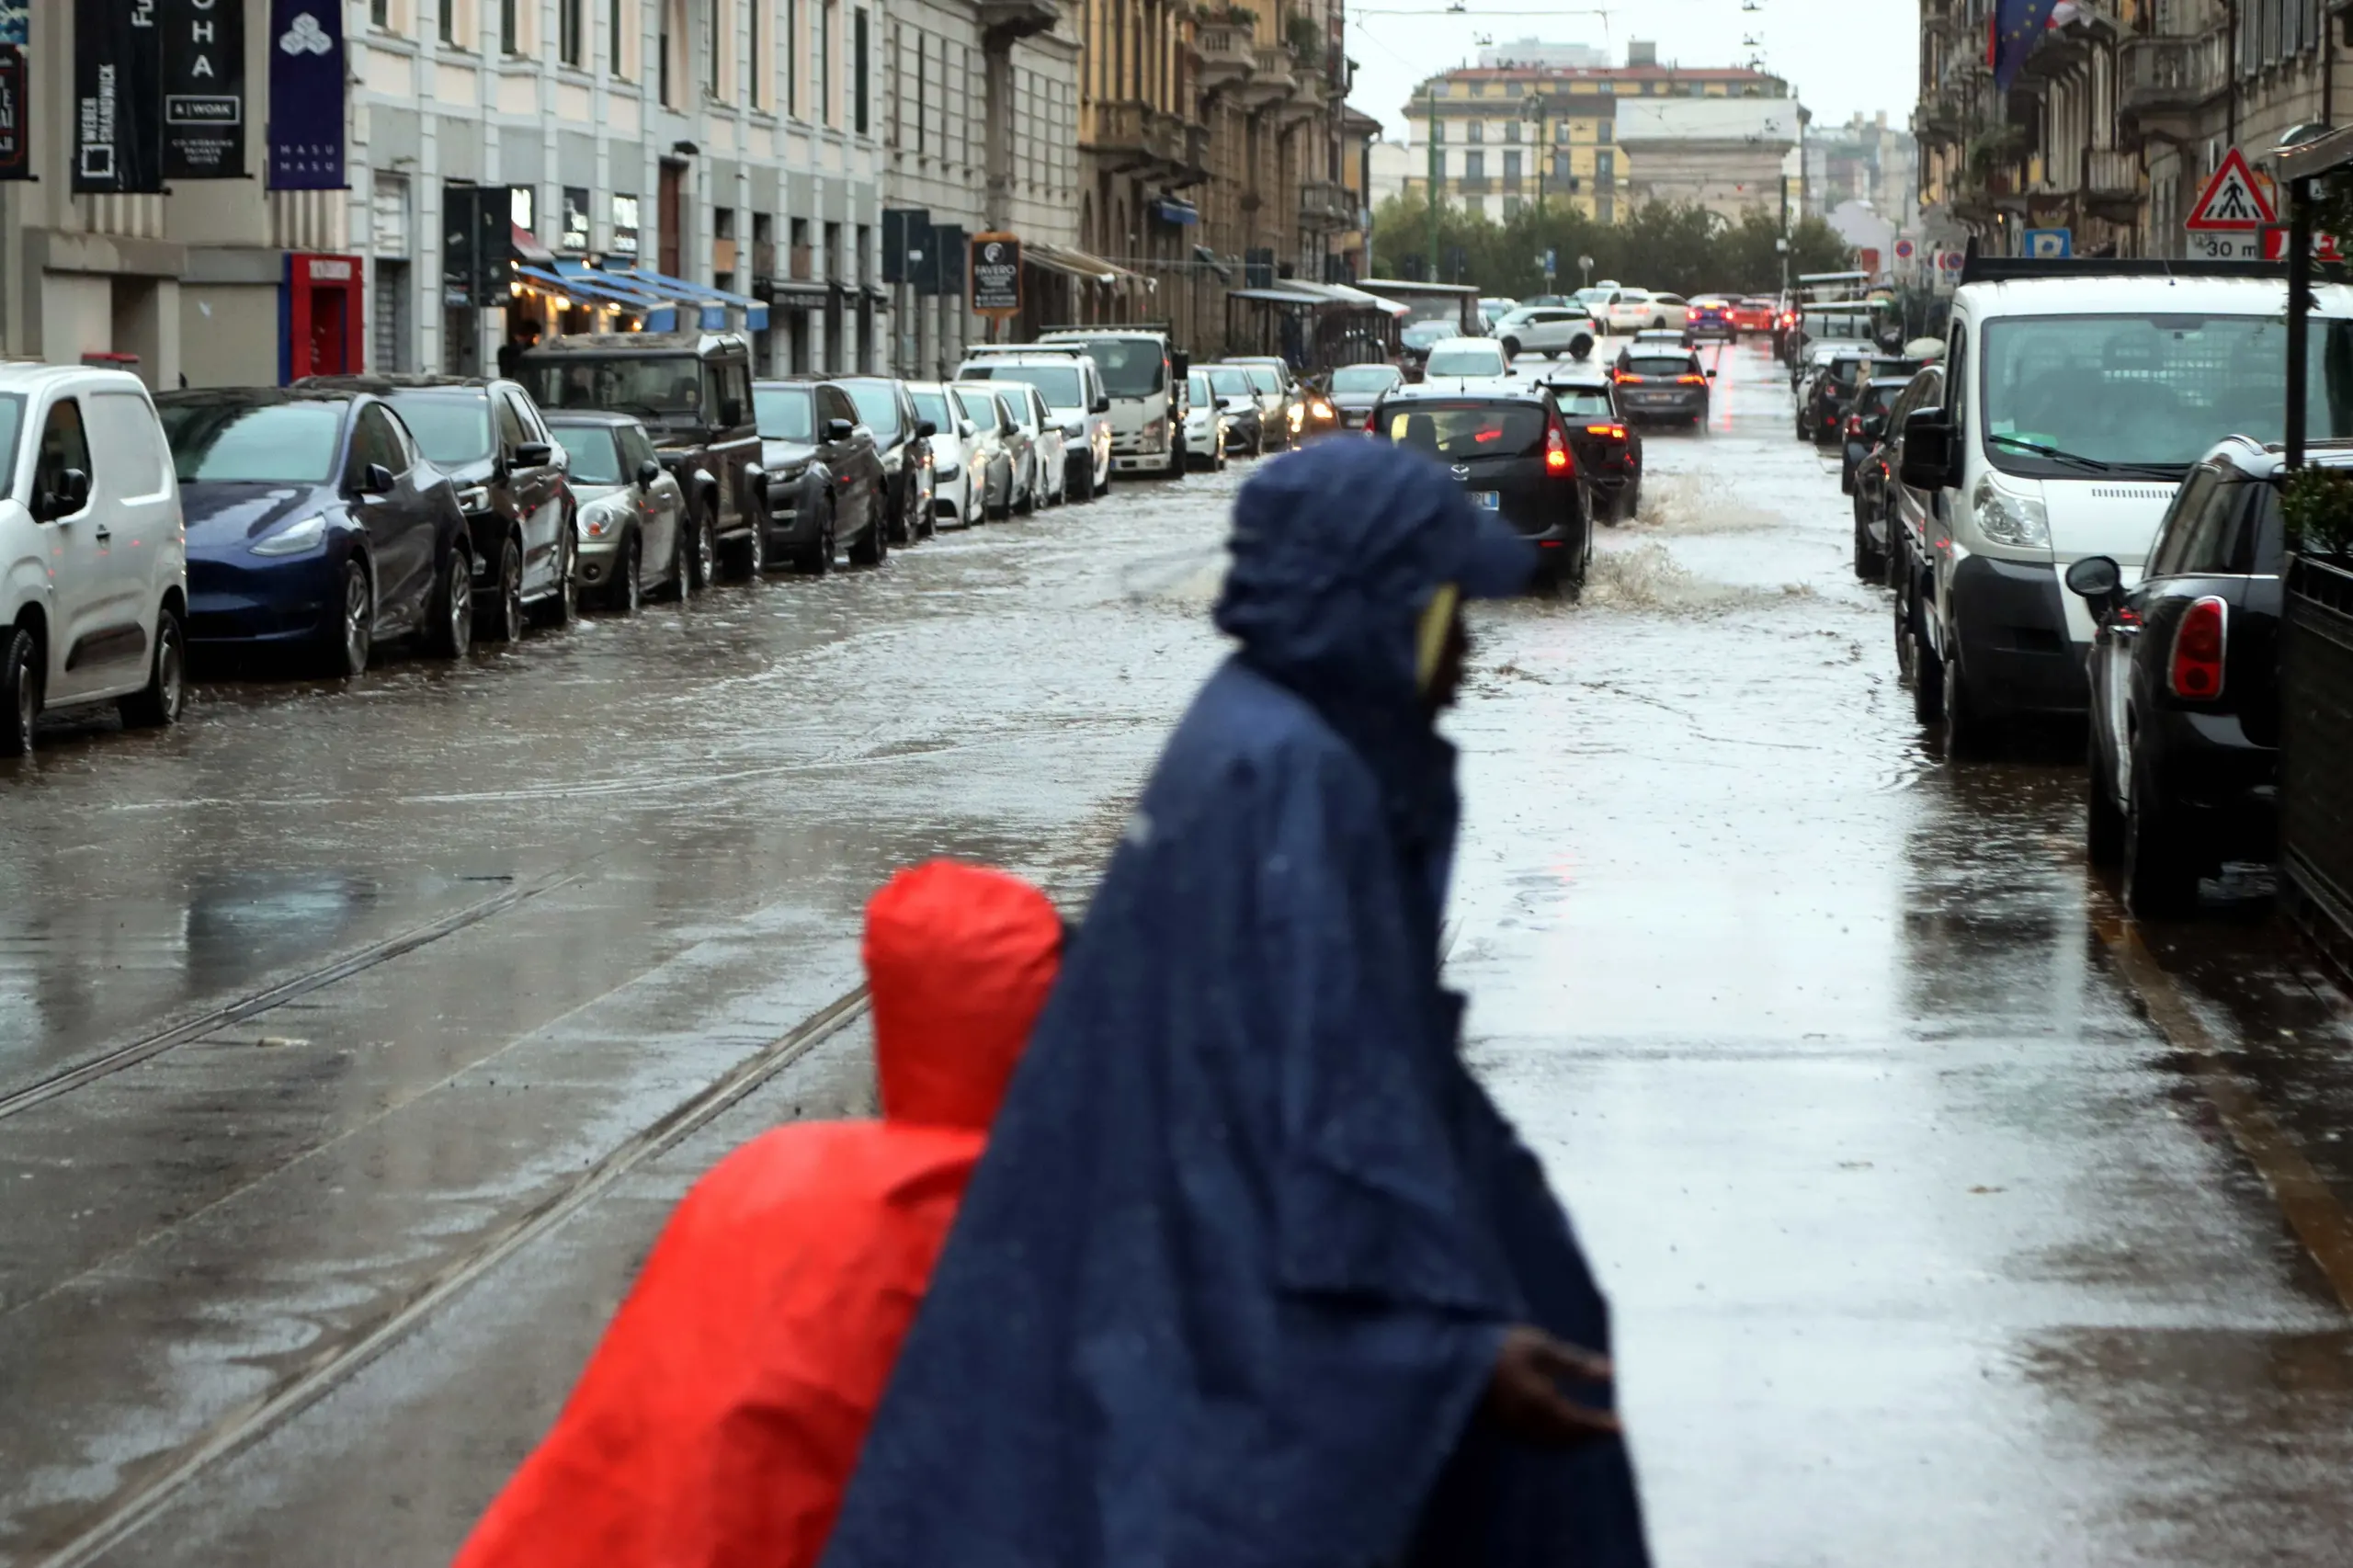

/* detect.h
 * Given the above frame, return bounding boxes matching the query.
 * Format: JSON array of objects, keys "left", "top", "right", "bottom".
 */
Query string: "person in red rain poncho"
[{"left": 450, "top": 859, "right": 1063, "bottom": 1568}]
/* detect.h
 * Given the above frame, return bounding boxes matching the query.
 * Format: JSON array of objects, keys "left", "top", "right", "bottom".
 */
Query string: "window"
[
  {"left": 610, "top": 0, "right": 625, "bottom": 73},
  {"left": 1503, "top": 196, "right": 1522, "bottom": 218},
  {"left": 500, "top": 0, "right": 517, "bottom": 52},
  {"left": 154, "top": 399, "right": 337, "bottom": 484},
  {"left": 1467, "top": 119, "right": 1483, "bottom": 142},
  {"left": 659, "top": 0, "right": 676, "bottom": 103},
  {"left": 749, "top": 0, "right": 762, "bottom": 105},
  {"left": 817, "top": 0, "right": 833, "bottom": 124},
  {"left": 385, "top": 392, "right": 495, "bottom": 463},
  {"left": 1464, "top": 151, "right": 1483, "bottom": 180},
  {"left": 1595, "top": 149, "right": 1614, "bottom": 182},
  {"left": 347, "top": 404, "right": 408, "bottom": 484},
  {"left": 709, "top": 0, "right": 723, "bottom": 97},
  {"left": 372, "top": 0, "right": 392, "bottom": 27},
  {"left": 756, "top": 384, "right": 813, "bottom": 438},
  {"left": 440, "top": 0, "right": 457, "bottom": 43},
  {"left": 36, "top": 400, "right": 92, "bottom": 505},
  {"left": 551, "top": 423, "right": 625, "bottom": 483},
  {"left": 86, "top": 392, "right": 167, "bottom": 499},
  {"left": 1503, "top": 149, "right": 1521, "bottom": 179},
  {"left": 1503, "top": 119, "right": 1519, "bottom": 142},
  {"left": 561, "top": 0, "right": 582, "bottom": 62},
  {"left": 785, "top": 0, "right": 797, "bottom": 114},
  {"left": 1430, "top": 119, "right": 1444, "bottom": 143},
  {"left": 854, "top": 8, "right": 870, "bottom": 134},
  {"left": 1597, "top": 119, "right": 1611, "bottom": 144}
]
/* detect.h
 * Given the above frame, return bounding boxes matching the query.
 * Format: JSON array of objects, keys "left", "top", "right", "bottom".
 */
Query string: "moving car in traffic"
[
  {"left": 755, "top": 379, "right": 889, "bottom": 571},
  {"left": 1686, "top": 297, "right": 1737, "bottom": 342},
  {"left": 2066, "top": 435, "right": 2296, "bottom": 917},
  {"left": 1368, "top": 383, "right": 1593, "bottom": 591},
  {"left": 1611, "top": 343, "right": 1714, "bottom": 426},
  {"left": 1325, "top": 362, "right": 1404, "bottom": 429},
  {"left": 1201, "top": 365, "right": 1265, "bottom": 453},
  {"left": 544, "top": 412, "right": 688, "bottom": 612},
  {"left": 1495, "top": 304, "right": 1604, "bottom": 360},
  {"left": 157, "top": 386, "right": 472, "bottom": 680},
  {"left": 1223, "top": 359, "right": 1302, "bottom": 450},
  {"left": 1399, "top": 320, "right": 1454, "bottom": 381},
  {"left": 1535, "top": 366, "right": 1643, "bottom": 521},
  {"left": 1419, "top": 337, "right": 1516, "bottom": 388},
  {"left": 2, "top": 365, "right": 191, "bottom": 754}
]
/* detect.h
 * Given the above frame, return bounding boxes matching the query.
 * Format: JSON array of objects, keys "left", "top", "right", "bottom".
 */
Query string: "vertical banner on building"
[
  {"left": 267, "top": 0, "right": 344, "bottom": 190},
  {"left": 0, "top": 1, "right": 29, "bottom": 181},
  {"left": 74, "top": 0, "right": 165, "bottom": 193},
  {"left": 163, "top": 0, "right": 244, "bottom": 178}
]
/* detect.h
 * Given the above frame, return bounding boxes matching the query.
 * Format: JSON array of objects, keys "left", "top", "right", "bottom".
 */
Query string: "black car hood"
[
  {"left": 439, "top": 456, "right": 497, "bottom": 487},
  {"left": 179, "top": 482, "right": 340, "bottom": 554},
  {"left": 761, "top": 438, "right": 817, "bottom": 470}
]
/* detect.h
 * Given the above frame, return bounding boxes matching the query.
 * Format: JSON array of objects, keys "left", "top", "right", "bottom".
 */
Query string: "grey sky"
[{"left": 1346, "top": 0, "right": 1920, "bottom": 142}]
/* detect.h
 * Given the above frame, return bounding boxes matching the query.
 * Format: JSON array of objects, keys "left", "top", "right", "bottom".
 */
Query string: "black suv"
[
  {"left": 834, "top": 376, "right": 936, "bottom": 545},
  {"left": 1368, "top": 383, "right": 1593, "bottom": 592},
  {"left": 755, "top": 379, "right": 889, "bottom": 573},
  {"left": 2065, "top": 435, "right": 2296, "bottom": 918},
  {"left": 517, "top": 332, "right": 766, "bottom": 581},
  {"left": 304, "top": 373, "right": 573, "bottom": 641}
]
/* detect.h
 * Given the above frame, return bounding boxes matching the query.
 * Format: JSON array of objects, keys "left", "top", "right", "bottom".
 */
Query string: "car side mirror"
[
  {"left": 824, "top": 417, "right": 857, "bottom": 442},
  {"left": 636, "top": 458, "right": 663, "bottom": 491},
  {"left": 1567, "top": 332, "right": 1595, "bottom": 360},
  {"left": 2064, "top": 554, "right": 2123, "bottom": 601},
  {"left": 37, "top": 467, "right": 90, "bottom": 519},
  {"left": 916, "top": 419, "right": 938, "bottom": 439},
  {"left": 360, "top": 462, "right": 396, "bottom": 495},
  {"left": 1062, "top": 419, "right": 1085, "bottom": 439},
  {"left": 1897, "top": 408, "right": 1959, "bottom": 491},
  {"left": 1172, "top": 351, "right": 1190, "bottom": 381},
  {"left": 1091, "top": 395, "right": 1111, "bottom": 414},
  {"left": 512, "top": 440, "right": 552, "bottom": 467},
  {"left": 1704, "top": 369, "right": 1718, "bottom": 380}
]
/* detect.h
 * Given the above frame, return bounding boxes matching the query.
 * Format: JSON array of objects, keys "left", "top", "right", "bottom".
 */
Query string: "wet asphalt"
[{"left": 6, "top": 342, "right": 2353, "bottom": 1565}]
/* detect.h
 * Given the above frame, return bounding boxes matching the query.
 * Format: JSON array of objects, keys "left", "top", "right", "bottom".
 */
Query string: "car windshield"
[
  {"left": 1005, "top": 394, "right": 1040, "bottom": 430},
  {"left": 1624, "top": 357, "right": 1695, "bottom": 379},
  {"left": 527, "top": 357, "right": 701, "bottom": 418},
  {"left": 755, "top": 385, "right": 814, "bottom": 441},
  {"left": 1207, "top": 368, "right": 1255, "bottom": 398},
  {"left": 1385, "top": 402, "right": 1547, "bottom": 459},
  {"left": 1425, "top": 347, "right": 1506, "bottom": 378},
  {"left": 384, "top": 393, "right": 493, "bottom": 465},
  {"left": 952, "top": 388, "right": 999, "bottom": 426},
  {"left": 1552, "top": 387, "right": 1615, "bottom": 417},
  {"left": 1330, "top": 366, "right": 1401, "bottom": 393},
  {"left": 551, "top": 424, "right": 624, "bottom": 483},
  {"left": 157, "top": 400, "right": 343, "bottom": 483},
  {"left": 992, "top": 366, "right": 1084, "bottom": 407},
  {"left": 1983, "top": 312, "right": 2353, "bottom": 476},
  {"left": 910, "top": 390, "right": 952, "bottom": 432},
  {"left": 1242, "top": 367, "right": 1281, "bottom": 393},
  {"left": 1402, "top": 322, "right": 1454, "bottom": 349},
  {"left": 842, "top": 383, "right": 902, "bottom": 439},
  {"left": 1063, "top": 338, "right": 1164, "bottom": 398}
]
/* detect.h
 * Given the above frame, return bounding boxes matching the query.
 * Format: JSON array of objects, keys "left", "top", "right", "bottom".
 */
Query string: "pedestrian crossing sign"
[{"left": 2186, "top": 149, "right": 2277, "bottom": 231}]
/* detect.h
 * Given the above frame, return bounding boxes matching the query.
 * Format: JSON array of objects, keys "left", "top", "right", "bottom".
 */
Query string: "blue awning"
[
  {"left": 520, "top": 265, "right": 671, "bottom": 312},
  {"left": 584, "top": 263, "right": 770, "bottom": 332},
  {"left": 1154, "top": 199, "right": 1199, "bottom": 227}
]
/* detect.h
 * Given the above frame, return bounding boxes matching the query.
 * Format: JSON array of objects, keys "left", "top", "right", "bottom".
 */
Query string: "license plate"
[{"left": 1472, "top": 491, "right": 1501, "bottom": 510}]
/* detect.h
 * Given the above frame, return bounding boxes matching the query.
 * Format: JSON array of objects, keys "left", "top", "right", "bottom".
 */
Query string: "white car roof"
[
  {"left": 0, "top": 364, "right": 145, "bottom": 395},
  {"left": 1429, "top": 336, "right": 1505, "bottom": 352},
  {"left": 1956, "top": 274, "right": 2353, "bottom": 319}
]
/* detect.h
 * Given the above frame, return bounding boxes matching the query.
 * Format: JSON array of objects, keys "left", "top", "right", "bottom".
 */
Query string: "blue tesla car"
[{"left": 154, "top": 388, "right": 476, "bottom": 676}]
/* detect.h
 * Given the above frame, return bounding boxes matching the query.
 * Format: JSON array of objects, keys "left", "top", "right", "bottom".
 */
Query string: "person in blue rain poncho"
[{"left": 820, "top": 437, "right": 1650, "bottom": 1568}]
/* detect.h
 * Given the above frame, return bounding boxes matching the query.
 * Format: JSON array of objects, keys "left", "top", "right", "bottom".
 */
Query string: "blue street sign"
[{"left": 2024, "top": 228, "right": 2073, "bottom": 259}]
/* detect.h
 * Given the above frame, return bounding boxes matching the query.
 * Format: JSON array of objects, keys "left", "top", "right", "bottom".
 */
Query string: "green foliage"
[
  {"left": 2280, "top": 466, "right": 2353, "bottom": 559},
  {"left": 1367, "top": 195, "right": 1853, "bottom": 299},
  {"left": 1283, "top": 9, "right": 1322, "bottom": 66}
]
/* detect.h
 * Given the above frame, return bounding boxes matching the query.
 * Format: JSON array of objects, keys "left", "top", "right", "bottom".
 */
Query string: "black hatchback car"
[
  {"left": 1610, "top": 345, "right": 1713, "bottom": 426},
  {"left": 1369, "top": 384, "right": 1593, "bottom": 591},
  {"left": 2064, "top": 434, "right": 2296, "bottom": 918},
  {"left": 304, "top": 374, "right": 573, "bottom": 642},
  {"left": 1534, "top": 367, "right": 1643, "bottom": 522}
]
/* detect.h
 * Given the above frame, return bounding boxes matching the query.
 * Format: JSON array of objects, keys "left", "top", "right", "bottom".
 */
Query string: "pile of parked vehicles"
[{"left": 1833, "top": 254, "right": 2344, "bottom": 919}]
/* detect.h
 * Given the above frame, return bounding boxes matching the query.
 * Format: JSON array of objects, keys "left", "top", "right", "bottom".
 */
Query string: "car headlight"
[
  {"left": 456, "top": 485, "right": 491, "bottom": 513},
  {"left": 1972, "top": 475, "right": 2050, "bottom": 550},
  {"left": 1311, "top": 400, "right": 1334, "bottom": 420},
  {"left": 1287, "top": 404, "right": 1306, "bottom": 428},
  {"left": 578, "top": 499, "right": 631, "bottom": 540},
  {"left": 250, "top": 512, "right": 328, "bottom": 557}
]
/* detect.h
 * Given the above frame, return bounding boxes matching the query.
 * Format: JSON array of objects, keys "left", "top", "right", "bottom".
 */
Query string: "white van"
[
  {"left": 1036, "top": 327, "right": 1189, "bottom": 478},
  {"left": 0, "top": 365, "right": 188, "bottom": 756},
  {"left": 1896, "top": 261, "right": 2353, "bottom": 754},
  {"left": 955, "top": 348, "right": 1115, "bottom": 500}
]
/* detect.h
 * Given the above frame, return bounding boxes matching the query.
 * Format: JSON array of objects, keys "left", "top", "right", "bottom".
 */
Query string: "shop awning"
[
  {"left": 512, "top": 225, "right": 557, "bottom": 265},
  {"left": 1229, "top": 286, "right": 1331, "bottom": 306},
  {"left": 572, "top": 262, "right": 770, "bottom": 332},
  {"left": 1025, "top": 241, "right": 1142, "bottom": 287},
  {"left": 1153, "top": 199, "right": 1199, "bottom": 227},
  {"left": 519, "top": 264, "right": 676, "bottom": 314}
]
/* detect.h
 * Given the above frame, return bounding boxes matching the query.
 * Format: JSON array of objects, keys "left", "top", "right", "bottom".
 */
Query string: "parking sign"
[{"left": 2024, "top": 228, "right": 2073, "bottom": 258}]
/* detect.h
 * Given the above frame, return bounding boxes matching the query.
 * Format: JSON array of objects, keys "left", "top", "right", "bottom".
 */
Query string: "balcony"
[
  {"left": 2120, "top": 30, "right": 2226, "bottom": 142},
  {"left": 976, "top": 0, "right": 1058, "bottom": 47},
  {"left": 1455, "top": 176, "right": 1492, "bottom": 194},
  {"left": 1195, "top": 21, "right": 1254, "bottom": 91},
  {"left": 1277, "top": 70, "right": 1327, "bottom": 128},
  {"left": 1083, "top": 100, "right": 1156, "bottom": 171},
  {"left": 1235, "top": 44, "right": 1297, "bottom": 110},
  {"left": 1146, "top": 109, "right": 1189, "bottom": 172},
  {"left": 1178, "top": 121, "right": 1213, "bottom": 185},
  {"left": 1300, "top": 178, "right": 1353, "bottom": 232}
]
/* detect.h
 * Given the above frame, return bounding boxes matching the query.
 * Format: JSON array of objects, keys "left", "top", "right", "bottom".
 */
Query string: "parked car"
[
  {"left": 517, "top": 330, "right": 766, "bottom": 583},
  {"left": 544, "top": 411, "right": 688, "bottom": 612},
  {"left": 1399, "top": 320, "right": 1455, "bottom": 381},
  {"left": 1855, "top": 366, "right": 1943, "bottom": 584},
  {"left": 306, "top": 373, "right": 573, "bottom": 640},
  {"left": 1802, "top": 352, "right": 1916, "bottom": 447},
  {"left": 1686, "top": 297, "right": 1737, "bottom": 341},
  {"left": 1202, "top": 366, "right": 1266, "bottom": 454},
  {"left": 1494, "top": 304, "right": 1606, "bottom": 360},
  {"left": 1417, "top": 337, "right": 1516, "bottom": 388},
  {"left": 953, "top": 352, "right": 1110, "bottom": 503},
  {"left": 1368, "top": 383, "right": 1593, "bottom": 592},
  {"left": 1840, "top": 376, "right": 1910, "bottom": 496},
  {"left": 2, "top": 366, "right": 191, "bottom": 754},
  {"left": 994, "top": 387, "right": 1045, "bottom": 513},
  {"left": 1326, "top": 362, "right": 1404, "bottom": 429},
  {"left": 2066, "top": 435, "right": 2297, "bottom": 916},
  {"left": 755, "top": 379, "right": 888, "bottom": 571},
  {"left": 948, "top": 381, "right": 1019, "bottom": 520},
  {"left": 835, "top": 376, "right": 936, "bottom": 544},
  {"left": 1610, "top": 343, "right": 1713, "bottom": 426},
  {"left": 1224, "top": 358, "right": 1302, "bottom": 449},
  {"left": 1034, "top": 328, "right": 1185, "bottom": 478},
  {"left": 1534, "top": 366, "right": 1643, "bottom": 522},
  {"left": 907, "top": 382, "right": 978, "bottom": 528},
  {"left": 156, "top": 386, "right": 471, "bottom": 680},
  {"left": 1181, "top": 369, "right": 1232, "bottom": 470}
]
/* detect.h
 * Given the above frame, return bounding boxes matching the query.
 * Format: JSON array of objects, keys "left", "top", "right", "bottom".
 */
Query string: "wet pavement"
[{"left": 7, "top": 341, "right": 2353, "bottom": 1565}]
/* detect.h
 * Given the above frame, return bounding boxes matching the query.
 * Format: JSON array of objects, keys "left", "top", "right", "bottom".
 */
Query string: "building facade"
[
  {"left": 1397, "top": 44, "right": 1792, "bottom": 225},
  {"left": 1615, "top": 98, "right": 1802, "bottom": 220}
]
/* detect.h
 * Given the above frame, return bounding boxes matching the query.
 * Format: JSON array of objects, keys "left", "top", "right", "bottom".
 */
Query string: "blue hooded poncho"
[{"left": 821, "top": 440, "right": 1649, "bottom": 1568}]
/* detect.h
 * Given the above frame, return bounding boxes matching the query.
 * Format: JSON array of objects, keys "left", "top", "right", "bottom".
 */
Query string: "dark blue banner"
[
  {"left": 0, "top": 1, "right": 28, "bottom": 182},
  {"left": 1990, "top": 0, "right": 2061, "bottom": 92},
  {"left": 266, "top": 0, "right": 342, "bottom": 190},
  {"left": 74, "top": 0, "right": 164, "bottom": 194}
]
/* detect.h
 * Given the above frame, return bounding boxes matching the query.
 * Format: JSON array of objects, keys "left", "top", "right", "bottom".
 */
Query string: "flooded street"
[{"left": 8, "top": 340, "right": 2353, "bottom": 1565}]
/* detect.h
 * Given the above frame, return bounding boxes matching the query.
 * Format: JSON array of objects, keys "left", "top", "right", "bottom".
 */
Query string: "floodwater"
[{"left": 5, "top": 340, "right": 2351, "bottom": 1566}]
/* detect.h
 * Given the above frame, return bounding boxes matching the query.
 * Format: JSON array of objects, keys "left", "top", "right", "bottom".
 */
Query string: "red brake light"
[
  {"left": 1544, "top": 423, "right": 1573, "bottom": 475},
  {"left": 1618, "top": 372, "right": 1644, "bottom": 384},
  {"left": 1677, "top": 374, "right": 1706, "bottom": 385},
  {"left": 2168, "top": 596, "right": 2228, "bottom": 700},
  {"left": 1584, "top": 422, "right": 1627, "bottom": 440},
  {"left": 1845, "top": 415, "right": 1862, "bottom": 437}
]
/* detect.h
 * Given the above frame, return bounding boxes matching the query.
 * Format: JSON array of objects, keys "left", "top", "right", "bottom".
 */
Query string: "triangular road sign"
[{"left": 2187, "top": 148, "right": 2277, "bottom": 231}]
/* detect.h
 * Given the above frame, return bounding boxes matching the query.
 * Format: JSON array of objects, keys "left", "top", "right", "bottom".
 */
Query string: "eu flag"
[{"left": 1990, "top": 0, "right": 2062, "bottom": 91}]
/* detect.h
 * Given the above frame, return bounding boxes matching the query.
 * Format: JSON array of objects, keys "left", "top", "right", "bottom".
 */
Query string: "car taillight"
[
  {"left": 1845, "top": 415, "right": 1862, "bottom": 437},
  {"left": 2168, "top": 595, "right": 2228, "bottom": 700},
  {"left": 1677, "top": 374, "right": 1706, "bottom": 385},
  {"left": 1544, "top": 423, "right": 1573, "bottom": 475},
  {"left": 1584, "top": 423, "right": 1627, "bottom": 440},
  {"left": 1618, "top": 372, "right": 1644, "bottom": 384}
]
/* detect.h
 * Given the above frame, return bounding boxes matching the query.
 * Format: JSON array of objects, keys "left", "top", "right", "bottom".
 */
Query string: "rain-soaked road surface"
[{"left": 6, "top": 341, "right": 2353, "bottom": 1565}]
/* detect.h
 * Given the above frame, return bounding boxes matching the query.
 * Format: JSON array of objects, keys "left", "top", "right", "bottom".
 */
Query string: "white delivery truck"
[
  {"left": 1036, "top": 326, "right": 1189, "bottom": 478},
  {"left": 1895, "top": 255, "right": 2353, "bottom": 756}
]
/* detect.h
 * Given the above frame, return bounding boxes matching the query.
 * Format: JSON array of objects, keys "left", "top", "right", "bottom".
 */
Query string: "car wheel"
[
  {"left": 1501, "top": 335, "right": 1522, "bottom": 358},
  {"left": 798, "top": 500, "right": 836, "bottom": 574},
  {"left": 728, "top": 505, "right": 767, "bottom": 581},
  {"left": 2123, "top": 755, "right": 2200, "bottom": 918},
  {"left": 848, "top": 494, "right": 889, "bottom": 566},
  {"left": 120, "top": 606, "right": 186, "bottom": 729},
  {"left": 1016, "top": 466, "right": 1035, "bottom": 515},
  {"left": 427, "top": 548, "right": 473, "bottom": 658},
  {"left": 688, "top": 506, "right": 717, "bottom": 591},
  {"left": 2086, "top": 730, "right": 2126, "bottom": 867},
  {"left": 1942, "top": 649, "right": 2003, "bottom": 757},
  {"left": 317, "top": 558, "right": 375, "bottom": 676},
  {"left": 1852, "top": 502, "right": 1884, "bottom": 582},
  {"left": 1911, "top": 608, "right": 1946, "bottom": 725},
  {"left": 609, "top": 531, "right": 643, "bottom": 614},
  {"left": 0, "top": 625, "right": 37, "bottom": 756},
  {"left": 531, "top": 525, "right": 577, "bottom": 628},
  {"left": 479, "top": 537, "right": 525, "bottom": 642}
]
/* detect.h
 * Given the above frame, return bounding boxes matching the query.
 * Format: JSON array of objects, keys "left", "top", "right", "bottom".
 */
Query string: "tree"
[{"left": 1368, "top": 194, "right": 1855, "bottom": 297}]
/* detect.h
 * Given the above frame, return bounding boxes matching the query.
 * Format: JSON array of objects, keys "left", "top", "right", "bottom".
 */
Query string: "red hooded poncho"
[{"left": 451, "top": 861, "right": 1063, "bottom": 1568}]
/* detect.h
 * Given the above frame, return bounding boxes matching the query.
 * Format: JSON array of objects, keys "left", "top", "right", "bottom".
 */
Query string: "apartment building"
[{"left": 1398, "top": 42, "right": 1792, "bottom": 226}]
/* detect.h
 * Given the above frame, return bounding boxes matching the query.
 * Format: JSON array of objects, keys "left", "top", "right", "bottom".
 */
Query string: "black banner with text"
[
  {"left": 74, "top": 0, "right": 164, "bottom": 193},
  {"left": 162, "top": 0, "right": 244, "bottom": 178}
]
